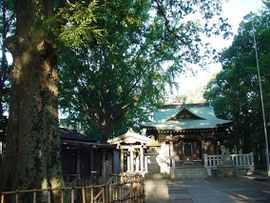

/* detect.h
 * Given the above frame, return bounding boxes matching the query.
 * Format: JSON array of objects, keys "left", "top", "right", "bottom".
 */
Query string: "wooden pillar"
[
  {"left": 102, "top": 149, "right": 105, "bottom": 177},
  {"left": 140, "top": 147, "right": 144, "bottom": 172},
  {"left": 214, "top": 137, "right": 218, "bottom": 154},
  {"left": 209, "top": 140, "right": 214, "bottom": 155},
  {"left": 135, "top": 156, "right": 140, "bottom": 172},
  {"left": 127, "top": 155, "right": 130, "bottom": 172},
  {"left": 77, "top": 149, "right": 81, "bottom": 175},
  {"left": 201, "top": 140, "right": 205, "bottom": 154},
  {"left": 145, "top": 156, "right": 148, "bottom": 172},
  {"left": 179, "top": 141, "right": 182, "bottom": 161},
  {"left": 170, "top": 140, "right": 174, "bottom": 157},
  {"left": 111, "top": 149, "right": 114, "bottom": 173},
  {"left": 130, "top": 147, "right": 134, "bottom": 172},
  {"left": 120, "top": 149, "right": 124, "bottom": 173},
  {"left": 90, "top": 149, "right": 94, "bottom": 183}
]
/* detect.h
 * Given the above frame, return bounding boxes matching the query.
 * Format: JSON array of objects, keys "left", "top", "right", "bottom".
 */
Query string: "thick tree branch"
[{"left": 109, "top": 63, "right": 150, "bottom": 121}]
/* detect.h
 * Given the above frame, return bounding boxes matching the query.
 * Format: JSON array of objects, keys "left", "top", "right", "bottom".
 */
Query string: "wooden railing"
[
  {"left": 204, "top": 153, "right": 254, "bottom": 168},
  {"left": 0, "top": 174, "right": 144, "bottom": 203},
  {"left": 63, "top": 174, "right": 80, "bottom": 184},
  {"left": 64, "top": 174, "right": 94, "bottom": 188},
  {"left": 64, "top": 174, "right": 81, "bottom": 187}
]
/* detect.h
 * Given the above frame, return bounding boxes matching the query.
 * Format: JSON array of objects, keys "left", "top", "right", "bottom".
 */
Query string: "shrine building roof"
[{"left": 141, "top": 103, "right": 231, "bottom": 131}]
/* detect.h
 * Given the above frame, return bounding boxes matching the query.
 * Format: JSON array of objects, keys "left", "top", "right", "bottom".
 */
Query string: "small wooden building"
[
  {"left": 108, "top": 128, "right": 153, "bottom": 175},
  {"left": 60, "top": 128, "right": 115, "bottom": 185},
  {"left": 141, "top": 103, "right": 231, "bottom": 165}
]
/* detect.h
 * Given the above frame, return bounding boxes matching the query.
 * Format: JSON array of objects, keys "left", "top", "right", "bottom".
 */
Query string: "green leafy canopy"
[{"left": 58, "top": 0, "right": 231, "bottom": 140}]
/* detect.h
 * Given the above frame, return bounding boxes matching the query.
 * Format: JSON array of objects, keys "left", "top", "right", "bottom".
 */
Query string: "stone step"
[
  {"left": 174, "top": 167, "right": 207, "bottom": 178},
  {"left": 175, "top": 161, "right": 203, "bottom": 168},
  {"left": 175, "top": 165, "right": 204, "bottom": 169}
]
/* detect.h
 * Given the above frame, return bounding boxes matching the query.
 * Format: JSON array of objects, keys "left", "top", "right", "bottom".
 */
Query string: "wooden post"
[
  {"left": 16, "top": 190, "right": 18, "bottom": 203},
  {"left": 144, "top": 156, "right": 148, "bottom": 173},
  {"left": 201, "top": 140, "right": 205, "bottom": 157},
  {"left": 102, "top": 186, "right": 105, "bottom": 202},
  {"left": 119, "top": 183, "right": 122, "bottom": 202},
  {"left": 71, "top": 189, "right": 74, "bottom": 203},
  {"left": 1, "top": 193, "right": 4, "bottom": 203},
  {"left": 102, "top": 149, "right": 106, "bottom": 181},
  {"left": 214, "top": 138, "right": 218, "bottom": 154},
  {"left": 90, "top": 149, "right": 94, "bottom": 184},
  {"left": 33, "top": 189, "right": 37, "bottom": 203},
  {"left": 130, "top": 148, "right": 134, "bottom": 172},
  {"left": 120, "top": 149, "right": 124, "bottom": 173},
  {"left": 191, "top": 142, "right": 194, "bottom": 160},
  {"left": 141, "top": 178, "right": 144, "bottom": 203},
  {"left": 47, "top": 188, "right": 51, "bottom": 203},
  {"left": 135, "top": 156, "right": 140, "bottom": 172},
  {"left": 115, "top": 185, "right": 117, "bottom": 201},
  {"left": 82, "top": 187, "right": 86, "bottom": 203},
  {"left": 77, "top": 149, "right": 81, "bottom": 175},
  {"left": 137, "top": 183, "right": 140, "bottom": 203},
  {"left": 170, "top": 140, "right": 174, "bottom": 157},
  {"left": 170, "top": 139, "right": 175, "bottom": 177},
  {"left": 127, "top": 155, "right": 130, "bottom": 172},
  {"left": 61, "top": 190, "right": 64, "bottom": 203},
  {"left": 210, "top": 139, "right": 215, "bottom": 155},
  {"left": 90, "top": 186, "right": 94, "bottom": 203},
  {"left": 129, "top": 182, "right": 133, "bottom": 203},
  {"left": 140, "top": 147, "right": 144, "bottom": 172},
  {"left": 109, "top": 185, "right": 112, "bottom": 202}
]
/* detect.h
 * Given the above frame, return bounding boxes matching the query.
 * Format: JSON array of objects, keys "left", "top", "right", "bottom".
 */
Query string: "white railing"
[
  {"left": 231, "top": 153, "right": 254, "bottom": 167},
  {"left": 204, "top": 152, "right": 254, "bottom": 168},
  {"left": 204, "top": 154, "right": 221, "bottom": 168}
]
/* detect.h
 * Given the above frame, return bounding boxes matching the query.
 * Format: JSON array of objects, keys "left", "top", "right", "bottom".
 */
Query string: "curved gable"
[{"left": 168, "top": 107, "right": 204, "bottom": 121}]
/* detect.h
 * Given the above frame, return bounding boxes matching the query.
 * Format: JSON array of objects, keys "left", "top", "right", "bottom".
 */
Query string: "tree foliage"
[
  {"left": 0, "top": 0, "right": 14, "bottom": 152},
  {"left": 59, "top": 0, "right": 230, "bottom": 140},
  {"left": 204, "top": 9, "right": 270, "bottom": 158}
]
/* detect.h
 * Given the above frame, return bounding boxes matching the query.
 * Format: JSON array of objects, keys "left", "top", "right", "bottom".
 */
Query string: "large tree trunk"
[{"left": 0, "top": 0, "right": 64, "bottom": 201}]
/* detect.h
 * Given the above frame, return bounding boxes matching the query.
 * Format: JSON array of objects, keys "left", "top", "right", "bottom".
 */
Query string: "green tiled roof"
[{"left": 141, "top": 103, "right": 231, "bottom": 130}]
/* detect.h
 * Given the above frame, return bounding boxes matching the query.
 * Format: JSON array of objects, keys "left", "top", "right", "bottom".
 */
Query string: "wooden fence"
[{"left": 0, "top": 174, "right": 144, "bottom": 203}]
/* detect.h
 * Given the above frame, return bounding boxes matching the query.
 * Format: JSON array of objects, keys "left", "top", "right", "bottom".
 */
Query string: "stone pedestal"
[
  {"left": 220, "top": 159, "right": 233, "bottom": 166},
  {"left": 217, "top": 165, "right": 237, "bottom": 178},
  {"left": 148, "top": 150, "right": 160, "bottom": 174},
  {"left": 217, "top": 147, "right": 237, "bottom": 178}
]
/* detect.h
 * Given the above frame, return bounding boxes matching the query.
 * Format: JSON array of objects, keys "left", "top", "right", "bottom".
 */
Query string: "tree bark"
[{"left": 0, "top": 0, "right": 64, "bottom": 202}]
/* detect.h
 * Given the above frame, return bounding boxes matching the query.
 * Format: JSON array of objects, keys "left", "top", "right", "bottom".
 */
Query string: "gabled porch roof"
[{"left": 108, "top": 128, "right": 152, "bottom": 145}]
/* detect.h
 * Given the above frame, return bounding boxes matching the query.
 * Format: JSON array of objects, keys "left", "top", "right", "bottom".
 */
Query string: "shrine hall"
[{"left": 140, "top": 103, "right": 232, "bottom": 165}]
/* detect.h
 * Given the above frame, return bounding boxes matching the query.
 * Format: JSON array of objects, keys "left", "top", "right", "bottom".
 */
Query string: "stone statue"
[
  {"left": 220, "top": 145, "right": 232, "bottom": 165},
  {"left": 221, "top": 145, "right": 230, "bottom": 157},
  {"left": 217, "top": 145, "right": 237, "bottom": 178}
]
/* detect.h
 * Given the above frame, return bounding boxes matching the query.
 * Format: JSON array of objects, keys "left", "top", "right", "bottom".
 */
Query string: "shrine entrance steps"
[{"left": 174, "top": 163, "right": 207, "bottom": 179}]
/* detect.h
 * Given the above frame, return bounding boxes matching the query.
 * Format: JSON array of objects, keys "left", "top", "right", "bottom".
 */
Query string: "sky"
[{"left": 169, "top": 0, "right": 266, "bottom": 102}]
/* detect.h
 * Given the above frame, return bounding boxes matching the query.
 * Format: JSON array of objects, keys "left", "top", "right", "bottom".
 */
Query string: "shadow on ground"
[{"left": 145, "top": 172, "right": 270, "bottom": 203}]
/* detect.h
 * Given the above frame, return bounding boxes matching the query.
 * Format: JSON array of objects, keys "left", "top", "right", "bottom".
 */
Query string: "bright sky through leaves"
[{"left": 169, "top": 0, "right": 265, "bottom": 102}]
